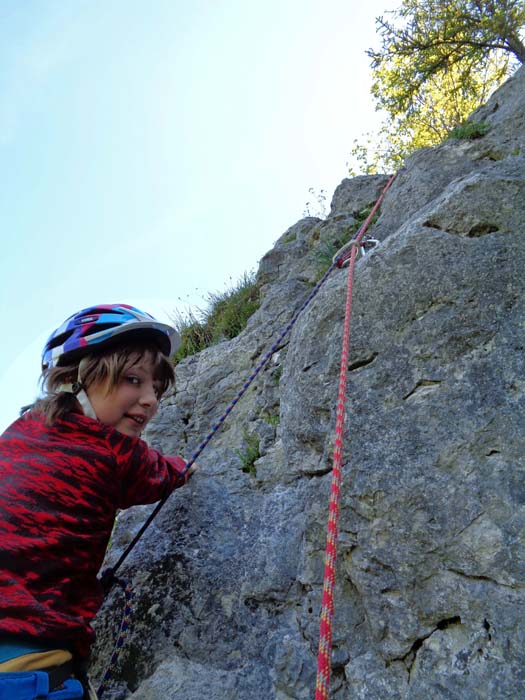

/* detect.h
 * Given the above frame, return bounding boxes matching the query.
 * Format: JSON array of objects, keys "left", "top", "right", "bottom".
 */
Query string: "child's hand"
[{"left": 186, "top": 463, "right": 198, "bottom": 479}]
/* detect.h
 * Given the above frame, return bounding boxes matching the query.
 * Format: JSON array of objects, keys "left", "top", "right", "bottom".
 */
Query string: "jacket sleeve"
[{"left": 114, "top": 436, "right": 189, "bottom": 509}]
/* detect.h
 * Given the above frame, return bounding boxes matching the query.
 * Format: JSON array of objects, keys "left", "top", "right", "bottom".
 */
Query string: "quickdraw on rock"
[{"left": 97, "top": 173, "right": 397, "bottom": 699}]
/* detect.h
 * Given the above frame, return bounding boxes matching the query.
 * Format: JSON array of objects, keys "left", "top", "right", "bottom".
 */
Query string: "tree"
[{"left": 348, "top": 0, "right": 525, "bottom": 174}]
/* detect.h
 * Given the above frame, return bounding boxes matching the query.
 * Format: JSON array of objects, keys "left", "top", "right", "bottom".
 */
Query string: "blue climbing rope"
[
  {"left": 107, "top": 260, "right": 338, "bottom": 579},
  {"left": 96, "top": 577, "right": 133, "bottom": 697},
  {"left": 97, "top": 175, "right": 397, "bottom": 697},
  {"left": 96, "top": 262, "right": 338, "bottom": 697}
]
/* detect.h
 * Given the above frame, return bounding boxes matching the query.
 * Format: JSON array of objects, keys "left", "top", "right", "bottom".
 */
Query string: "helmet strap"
[
  {"left": 76, "top": 388, "right": 98, "bottom": 420},
  {"left": 58, "top": 371, "right": 98, "bottom": 421}
]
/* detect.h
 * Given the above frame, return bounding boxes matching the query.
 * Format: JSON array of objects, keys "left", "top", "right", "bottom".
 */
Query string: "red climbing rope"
[
  {"left": 98, "top": 174, "right": 396, "bottom": 699},
  {"left": 314, "top": 173, "right": 396, "bottom": 700}
]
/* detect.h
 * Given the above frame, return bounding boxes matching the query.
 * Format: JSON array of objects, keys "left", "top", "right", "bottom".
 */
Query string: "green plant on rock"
[
  {"left": 273, "top": 366, "right": 283, "bottom": 384},
  {"left": 447, "top": 119, "right": 491, "bottom": 140},
  {"left": 314, "top": 241, "right": 341, "bottom": 275},
  {"left": 282, "top": 230, "right": 297, "bottom": 244},
  {"left": 236, "top": 429, "right": 260, "bottom": 476},
  {"left": 260, "top": 410, "right": 280, "bottom": 427},
  {"left": 172, "top": 271, "right": 261, "bottom": 363},
  {"left": 172, "top": 307, "right": 214, "bottom": 360}
]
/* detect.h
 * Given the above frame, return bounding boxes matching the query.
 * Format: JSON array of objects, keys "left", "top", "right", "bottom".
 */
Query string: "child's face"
[{"left": 86, "top": 353, "right": 163, "bottom": 437}]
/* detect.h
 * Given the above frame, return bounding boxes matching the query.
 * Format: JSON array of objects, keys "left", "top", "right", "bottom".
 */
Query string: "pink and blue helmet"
[{"left": 42, "top": 303, "right": 181, "bottom": 370}]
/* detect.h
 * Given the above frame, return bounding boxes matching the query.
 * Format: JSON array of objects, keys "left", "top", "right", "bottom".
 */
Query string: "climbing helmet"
[{"left": 42, "top": 303, "right": 180, "bottom": 369}]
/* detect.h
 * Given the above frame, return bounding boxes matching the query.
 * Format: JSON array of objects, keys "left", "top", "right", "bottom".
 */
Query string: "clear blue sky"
[{"left": 0, "top": 0, "right": 396, "bottom": 432}]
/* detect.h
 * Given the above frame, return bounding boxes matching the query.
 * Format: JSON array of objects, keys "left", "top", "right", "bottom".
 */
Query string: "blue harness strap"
[
  {"left": 47, "top": 678, "right": 84, "bottom": 699},
  {"left": 0, "top": 671, "right": 48, "bottom": 700},
  {"left": 0, "top": 671, "right": 83, "bottom": 700}
]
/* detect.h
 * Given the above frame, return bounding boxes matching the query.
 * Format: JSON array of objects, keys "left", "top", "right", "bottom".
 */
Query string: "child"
[{"left": 0, "top": 303, "right": 196, "bottom": 700}]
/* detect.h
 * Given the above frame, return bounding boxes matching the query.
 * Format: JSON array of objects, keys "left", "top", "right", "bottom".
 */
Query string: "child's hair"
[{"left": 31, "top": 340, "right": 175, "bottom": 425}]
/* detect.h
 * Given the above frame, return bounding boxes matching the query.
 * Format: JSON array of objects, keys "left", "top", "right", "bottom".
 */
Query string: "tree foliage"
[{"left": 349, "top": 0, "right": 525, "bottom": 174}]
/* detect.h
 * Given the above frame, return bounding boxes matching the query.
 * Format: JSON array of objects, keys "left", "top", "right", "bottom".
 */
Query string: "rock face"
[{"left": 92, "top": 66, "right": 525, "bottom": 699}]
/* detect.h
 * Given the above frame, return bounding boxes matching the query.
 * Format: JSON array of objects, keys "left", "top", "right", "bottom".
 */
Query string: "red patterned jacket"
[{"left": 0, "top": 410, "right": 188, "bottom": 658}]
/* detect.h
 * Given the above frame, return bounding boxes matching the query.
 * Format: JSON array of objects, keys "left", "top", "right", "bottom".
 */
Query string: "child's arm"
[{"left": 115, "top": 439, "right": 195, "bottom": 509}]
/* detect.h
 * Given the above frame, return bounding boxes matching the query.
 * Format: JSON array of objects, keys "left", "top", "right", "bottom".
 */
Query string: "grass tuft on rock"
[
  {"left": 172, "top": 271, "right": 260, "bottom": 362},
  {"left": 447, "top": 120, "right": 490, "bottom": 140}
]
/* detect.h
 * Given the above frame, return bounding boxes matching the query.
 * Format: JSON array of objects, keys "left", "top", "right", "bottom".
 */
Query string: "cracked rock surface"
[{"left": 91, "top": 65, "right": 525, "bottom": 699}]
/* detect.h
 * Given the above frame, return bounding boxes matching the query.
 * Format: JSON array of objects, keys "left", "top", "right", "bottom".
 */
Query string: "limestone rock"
[
  {"left": 92, "top": 65, "right": 525, "bottom": 699},
  {"left": 329, "top": 175, "right": 392, "bottom": 218}
]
